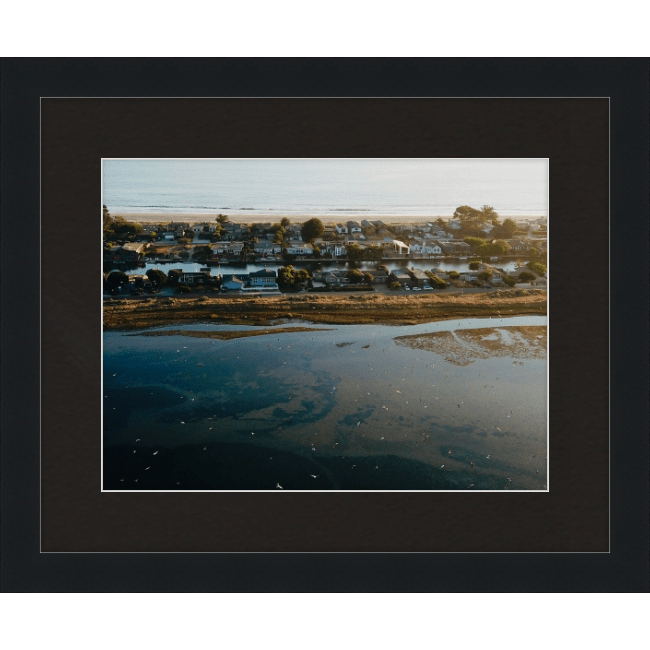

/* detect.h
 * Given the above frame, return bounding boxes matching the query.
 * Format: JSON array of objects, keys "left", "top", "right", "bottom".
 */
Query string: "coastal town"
[{"left": 103, "top": 206, "right": 548, "bottom": 298}]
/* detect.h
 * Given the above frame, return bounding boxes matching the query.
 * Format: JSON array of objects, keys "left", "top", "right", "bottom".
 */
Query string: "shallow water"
[{"left": 103, "top": 316, "right": 547, "bottom": 491}]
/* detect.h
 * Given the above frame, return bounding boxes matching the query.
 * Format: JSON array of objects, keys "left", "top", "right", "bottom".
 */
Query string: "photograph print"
[{"left": 102, "top": 158, "right": 548, "bottom": 491}]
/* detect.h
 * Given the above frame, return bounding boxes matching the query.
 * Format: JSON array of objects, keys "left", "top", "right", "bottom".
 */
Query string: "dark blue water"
[
  {"left": 103, "top": 317, "right": 547, "bottom": 491},
  {"left": 103, "top": 159, "right": 548, "bottom": 218}
]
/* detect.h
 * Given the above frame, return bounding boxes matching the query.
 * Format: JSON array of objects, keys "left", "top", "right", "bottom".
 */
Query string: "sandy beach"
[{"left": 117, "top": 212, "right": 544, "bottom": 225}]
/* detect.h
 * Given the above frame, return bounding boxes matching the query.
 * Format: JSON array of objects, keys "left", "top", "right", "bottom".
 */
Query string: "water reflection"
[{"left": 103, "top": 317, "right": 547, "bottom": 491}]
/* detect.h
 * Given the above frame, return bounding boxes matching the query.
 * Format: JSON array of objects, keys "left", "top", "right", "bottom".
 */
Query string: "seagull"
[
  {"left": 276, "top": 483, "right": 283, "bottom": 489},
  {"left": 311, "top": 475, "right": 318, "bottom": 479},
  {"left": 153, "top": 451, "right": 158, "bottom": 455},
  {"left": 470, "top": 461, "right": 474, "bottom": 468},
  {"left": 486, "top": 454, "right": 491, "bottom": 459},
  {"left": 134, "top": 479, "right": 138, "bottom": 482},
  {"left": 180, "top": 421, "right": 185, "bottom": 424},
  {"left": 203, "top": 447, "right": 206, "bottom": 450},
  {"left": 133, "top": 450, "right": 136, "bottom": 454},
  {"left": 440, "top": 464, "right": 445, "bottom": 469},
  {"left": 356, "top": 422, "right": 361, "bottom": 427},
  {"left": 145, "top": 466, "right": 150, "bottom": 470},
  {"left": 120, "top": 478, "right": 124, "bottom": 482},
  {"left": 135, "top": 438, "right": 141, "bottom": 442},
  {"left": 506, "top": 478, "right": 512, "bottom": 483}
]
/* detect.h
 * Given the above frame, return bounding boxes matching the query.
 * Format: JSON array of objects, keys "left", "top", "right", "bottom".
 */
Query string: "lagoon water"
[
  {"left": 103, "top": 159, "right": 548, "bottom": 219},
  {"left": 103, "top": 316, "right": 547, "bottom": 491}
]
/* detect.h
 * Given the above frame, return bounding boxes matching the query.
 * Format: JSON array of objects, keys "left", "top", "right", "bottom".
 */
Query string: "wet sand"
[{"left": 395, "top": 325, "right": 546, "bottom": 365}]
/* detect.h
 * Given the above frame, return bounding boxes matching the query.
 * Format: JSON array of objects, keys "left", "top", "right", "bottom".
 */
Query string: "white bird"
[
  {"left": 145, "top": 466, "right": 150, "bottom": 470},
  {"left": 276, "top": 483, "right": 283, "bottom": 489},
  {"left": 356, "top": 422, "right": 361, "bottom": 427},
  {"left": 506, "top": 478, "right": 512, "bottom": 483},
  {"left": 180, "top": 421, "right": 185, "bottom": 424},
  {"left": 133, "top": 450, "right": 136, "bottom": 454},
  {"left": 486, "top": 454, "right": 491, "bottom": 459},
  {"left": 153, "top": 451, "right": 158, "bottom": 455},
  {"left": 134, "top": 479, "right": 138, "bottom": 482},
  {"left": 440, "top": 464, "right": 445, "bottom": 469},
  {"left": 311, "top": 475, "right": 318, "bottom": 478},
  {"left": 203, "top": 447, "right": 206, "bottom": 450},
  {"left": 251, "top": 432, "right": 255, "bottom": 435},
  {"left": 135, "top": 438, "right": 140, "bottom": 442}
]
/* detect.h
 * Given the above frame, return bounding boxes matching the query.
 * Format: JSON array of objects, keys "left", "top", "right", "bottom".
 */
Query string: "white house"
[{"left": 286, "top": 243, "right": 314, "bottom": 255}]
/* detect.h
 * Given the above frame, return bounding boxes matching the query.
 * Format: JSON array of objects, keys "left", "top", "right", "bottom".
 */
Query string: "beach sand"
[{"left": 117, "top": 212, "right": 543, "bottom": 225}]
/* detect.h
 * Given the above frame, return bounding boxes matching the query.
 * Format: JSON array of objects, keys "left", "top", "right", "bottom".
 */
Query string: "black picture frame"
[{"left": 2, "top": 58, "right": 648, "bottom": 591}]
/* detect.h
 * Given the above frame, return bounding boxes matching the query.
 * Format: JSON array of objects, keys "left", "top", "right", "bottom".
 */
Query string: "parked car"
[
  {"left": 412, "top": 286, "right": 422, "bottom": 291},
  {"left": 404, "top": 286, "right": 410, "bottom": 291},
  {"left": 423, "top": 285, "right": 433, "bottom": 291}
]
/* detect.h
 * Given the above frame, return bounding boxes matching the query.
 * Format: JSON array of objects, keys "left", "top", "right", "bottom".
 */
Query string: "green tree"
[
  {"left": 518, "top": 271, "right": 536, "bottom": 283},
  {"left": 301, "top": 218, "right": 324, "bottom": 243},
  {"left": 280, "top": 217, "right": 291, "bottom": 229},
  {"left": 346, "top": 243, "right": 363, "bottom": 261},
  {"left": 503, "top": 276, "right": 516, "bottom": 287},
  {"left": 477, "top": 271, "right": 493, "bottom": 282},
  {"left": 103, "top": 205, "right": 114, "bottom": 234},
  {"left": 526, "top": 260, "right": 547, "bottom": 276},
  {"left": 277, "top": 265, "right": 296, "bottom": 287},
  {"left": 146, "top": 269, "right": 167, "bottom": 288},
  {"left": 479, "top": 205, "right": 499, "bottom": 224},
  {"left": 362, "top": 272, "right": 374, "bottom": 285},
  {"left": 388, "top": 281, "right": 402, "bottom": 291},
  {"left": 448, "top": 270, "right": 460, "bottom": 280},
  {"left": 453, "top": 205, "right": 483, "bottom": 226},
  {"left": 217, "top": 214, "right": 228, "bottom": 224},
  {"left": 106, "top": 270, "right": 128, "bottom": 289},
  {"left": 363, "top": 245, "right": 384, "bottom": 261},
  {"left": 493, "top": 218, "right": 518, "bottom": 239},
  {"left": 347, "top": 269, "right": 364, "bottom": 284},
  {"left": 435, "top": 217, "right": 446, "bottom": 228},
  {"left": 469, "top": 261, "right": 481, "bottom": 270},
  {"left": 425, "top": 272, "right": 447, "bottom": 289},
  {"left": 489, "top": 240, "right": 510, "bottom": 256}
]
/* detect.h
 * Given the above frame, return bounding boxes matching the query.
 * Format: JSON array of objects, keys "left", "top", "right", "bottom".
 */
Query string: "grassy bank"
[{"left": 104, "top": 290, "right": 547, "bottom": 331}]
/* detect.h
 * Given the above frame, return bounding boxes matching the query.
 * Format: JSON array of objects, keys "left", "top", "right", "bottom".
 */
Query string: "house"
[
  {"left": 191, "top": 222, "right": 216, "bottom": 233},
  {"left": 448, "top": 219, "right": 462, "bottom": 230},
  {"left": 389, "top": 270, "right": 412, "bottom": 286},
  {"left": 286, "top": 243, "right": 314, "bottom": 256},
  {"left": 434, "top": 240, "right": 471, "bottom": 256},
  {"left": 249, "top": 269, "right": 278, "bottom": 288},
  {"left": 504, "top": 238, "right": 529, "bottom": 253},
  {"left": 253, "top": 241, "right": 282, "bottom": 256},
  {"left": 120, "top": 242, "right": 147, "bottom": 260},
  {"left": 162, "top": 232, "right": 176, "bottom": 241},
  {"left": 403, "top": 268, "right": 429, "bottom": 287},
  {"left": 221, "top": 276, "right": 245, "bottom": 291},
  {"left": 126, "top": 274, "right": 152, "bottom": 291},
  {"left": 336, "top": 223, "right": 348, "bottom": 235},
  {"left": 347, "top": 221, "right": 362, "bottom": 234},
  {"left": 366, "top": 269, "right": 389, "bottom": 284},
  {"left": 391, "top": 239, "right": 410, "bottom": 255},
  {"left": 211, "top": 241, "right": 244, "bottom": 255},
  {"left": 177, "top": 272, "right": 211, "bottom": 285}
]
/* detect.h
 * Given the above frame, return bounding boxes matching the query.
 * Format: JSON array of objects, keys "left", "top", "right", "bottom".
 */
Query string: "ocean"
[{"left": 102, "top": 159, "right": 548, "bottom": 220}]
